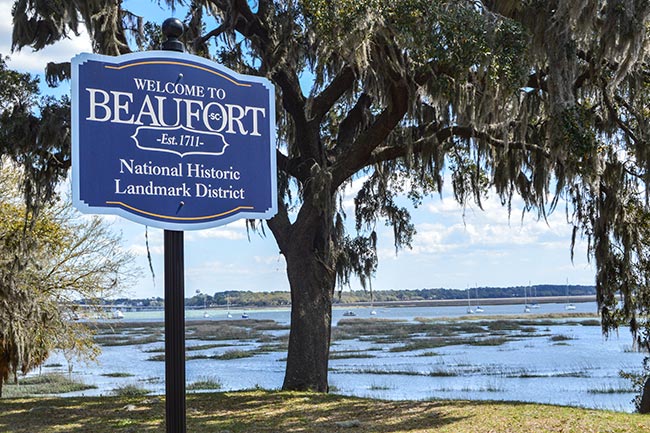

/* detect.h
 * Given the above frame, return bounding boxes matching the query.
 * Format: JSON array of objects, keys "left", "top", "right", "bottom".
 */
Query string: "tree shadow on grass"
[{"left": 0, "top": 391, "right": 469, "bottom": 433}]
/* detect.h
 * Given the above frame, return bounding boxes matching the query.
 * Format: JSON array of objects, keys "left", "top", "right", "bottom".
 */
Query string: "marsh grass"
[
  {"left": 368, "top": 383, "right": 393, "bottom": 390},
  {"left": 335, "top": 317, "right": 575, "bottom": 353},
  {"left": 137, "top": 377, "right": 162, "bottom": 384},
  {"left": 187, "top": 377, "right": 222, "bottom": 391},
  {"left": 186, "top": 323, "right": 256, "bottom": 341},
  {"left": 185, "top": 320, "right": 289, "bottom": 342},
  {"left": 255, "top": 343, "right": 287, "bottom": 353},
  {"left": 187, "top": 354, "right": 210, "bottom": 360},
  {"left": 417, "top": 351, "right": 440, "bottom": 357},
  {"left": 146, "top": 354, "right": 165, "bottom": 362},
  {"left": 212, "top": 349, "right": 255, "bottom": 360},
  {"left": 94, "top": 334, "right": 162, "bottom": 346},
  {"left": 142, "top": 346, "right": 165, "bottom": 353},
  {"left": 3, "top": 374, "right": 96, "bottom": 398},
  {"left": 428, "top": 370, "right": 459, "bottom": 377},
  {"left": 587, "top": 385, "right": 634, "bottom": 394},
  {"left": 457, "top": 384, "right": 503, "bottom": 392},
  {"left": 111, "top": 384, "right": 150, "bottom": 397},
  {"left": 342, "top": 368, "right": 422, "bottom": 376},
  {"left": 388, "top": 338, "right": 450, "bottom": 352},
  {"left": 389, "top": 334, "right": 512, "bottom": 352},
  {"left": 329, "top": 351, "right": 376, "bottom": 360},
  {"left": 550, "top": 334, "right": 574, "bottom": 342},
  {"left": 509, "top": 370, "right": 590, "bottom": 379},
  {"left": 467, "top": 337, "right": 509, "bottom": 346},
  {"left": 187, "top": 343, "right": 232, "bottom": 351},
  {"left": 100, "top": 372, "right": 134, "bottom": 378},
  {"left": 148, "top": 349, "right": 256, "bottom": 361},
  {"left": 337, "top": 367, "right": 461, "bottom": 378},
  {"left": 93, "top": 321, "right": 164, "bottom": 331}
]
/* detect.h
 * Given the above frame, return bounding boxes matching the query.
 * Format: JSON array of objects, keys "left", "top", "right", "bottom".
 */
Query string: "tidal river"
[{"left": 42, "top": 302, "right": 645, "bottom": 412}]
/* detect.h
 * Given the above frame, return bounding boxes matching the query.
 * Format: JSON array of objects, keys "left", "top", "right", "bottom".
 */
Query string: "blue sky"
[{"left": 0, "top": 0, "right": 596, "bottom": 299}]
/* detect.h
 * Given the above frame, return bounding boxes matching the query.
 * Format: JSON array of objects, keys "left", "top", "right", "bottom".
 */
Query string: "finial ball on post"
[
  {"left": 161, "top": 18, "right": 185, "bottom": 52},
  {"left": 162, "top": 18, "right": 184, "bottom": 38}
]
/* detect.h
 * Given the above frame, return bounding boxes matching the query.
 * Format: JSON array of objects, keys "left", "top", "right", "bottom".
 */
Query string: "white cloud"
[
  {"left": 254, "top": 254, "right": 285, "bottom": 267},
  {"left": 339, "top": 174, "right": 370, "bottom": 213},
  {"left": 129, "top": 243, "right": 164, "bottom": 256},
  {"left": 183, "top": 219, "right": 249, "bottom": 241}
]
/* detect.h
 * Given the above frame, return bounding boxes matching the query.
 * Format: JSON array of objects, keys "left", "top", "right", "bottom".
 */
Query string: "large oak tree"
[{"left": 10, "top": 0, "right": 650, "bottom": 393}]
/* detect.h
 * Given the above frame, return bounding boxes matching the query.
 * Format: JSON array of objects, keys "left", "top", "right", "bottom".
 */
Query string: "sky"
[{"left": 0, "top": 0, "right": 596, "bottom": 299}]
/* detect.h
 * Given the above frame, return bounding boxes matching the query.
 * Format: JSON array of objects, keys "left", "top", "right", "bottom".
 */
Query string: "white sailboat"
[
  {"left": 531, "top": 285, "right": 540, "bottom": 309},
  {"left": 523, "top": 285, "right": 531, "bottom": 313},
  {"left": 226, "top": 296, "right": 232, "bottom": 318},
  {"left": 565, "top": 280, "right": 576, "bottom": 310},
  {"left": 197, "top": 289, "right": 209, "bottom": 318},
  {"left": 466, "top": 287, "right": 474, "bottom": 314},
  {"left": 474, "top": 286, "right": 484, "bottom": 313}
]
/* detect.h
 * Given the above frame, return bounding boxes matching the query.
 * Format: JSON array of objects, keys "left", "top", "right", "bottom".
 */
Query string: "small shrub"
[
  {"left": 111, "top": 384, "right": 150, "bottom": 397},
  {"left": 187, "top": 377, "right": 222, "bottom": 391}
]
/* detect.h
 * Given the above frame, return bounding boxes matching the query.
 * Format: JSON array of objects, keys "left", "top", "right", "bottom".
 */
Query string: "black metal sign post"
[
  {"left": 162, "top": 18, "right": 187, "bottom": 433},
  {"left": 164, "top": 230, "right": 185, "bottom": 433}
]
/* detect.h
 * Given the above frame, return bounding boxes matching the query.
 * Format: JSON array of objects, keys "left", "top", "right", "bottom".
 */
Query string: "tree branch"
[
  {"left": 309, "top": 66, "right": 356, "bottom": 122},
  {"left": 267, "top": 200, "right": 293, "bottom": 255},
  {"left": 332, "top": 79, "right": 409, "bottom": 187},
  {"left": 207, "top": 2, "right": 314, "bottom": 163},
  {"left": 603, "top": 86, "right": 640, "bottom": 145},
  {"left": 330, "top": 33, "right": 410, "bottom": 187},
  {"left": 194, "top": 23, "right": 227, "bottom": 47},
  {"left": 272, "top": 69, "right": 308, "bottom": 129},
  {"left": 331, "top": 92, "right": 372, "bottom": 157}
]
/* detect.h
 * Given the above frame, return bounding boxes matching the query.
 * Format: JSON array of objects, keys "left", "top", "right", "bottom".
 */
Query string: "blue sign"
[{"left": 71, "top": 51, "right": 276, "bottom": 230}]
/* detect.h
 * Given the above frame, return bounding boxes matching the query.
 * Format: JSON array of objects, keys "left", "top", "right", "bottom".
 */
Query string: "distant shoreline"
[
  {"left": 333, "top": 294, "right": 596, "bottom": 309},
  {"left": 81, "top": 294, "right": 597, "bottom": 313}
]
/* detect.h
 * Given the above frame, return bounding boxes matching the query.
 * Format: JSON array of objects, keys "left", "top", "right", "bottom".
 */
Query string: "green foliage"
[
  {"left": 0, "top": 165, "right": 138, "bottom": 398},
  {"left": 301, "top": 0, "right": 529, "bottom": 85},
  {"left": 0, "top": 57, "right": 70, "bottom": 213},
  {"left": 557, "top": 106, "right": 598, "bottom": 169}
]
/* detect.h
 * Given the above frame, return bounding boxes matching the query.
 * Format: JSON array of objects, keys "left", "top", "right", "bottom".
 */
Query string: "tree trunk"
[
  {"left": 639, "top": 377, "right": 650, "bottom": 413},
  {"left": 282, "top": 250, "right": 334, "bottom": 391},
  {"left": 277, "top": 203, "right": 336, "bottom": 392}
]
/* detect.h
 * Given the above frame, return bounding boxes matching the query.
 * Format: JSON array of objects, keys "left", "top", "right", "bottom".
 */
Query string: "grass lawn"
[{"left": 1, "top": 390, "right": 649, "bottom": 433}]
